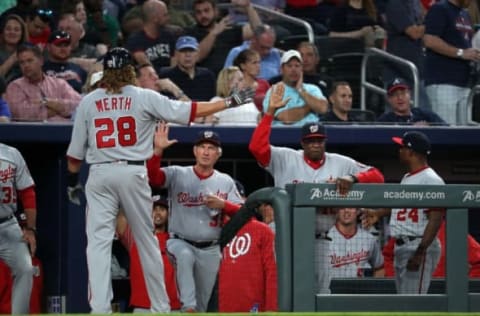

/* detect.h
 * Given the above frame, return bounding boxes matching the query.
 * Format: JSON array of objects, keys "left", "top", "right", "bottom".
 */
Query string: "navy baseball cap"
[
  {"left": 176, "top": 36, "right": 199, "bottom": 51},
  {"left": 48, "top": 30, "right": 71, "bottom": 45},
  {"left": 301, "top": 122, "right": 326, "bottom": 140},
  {"left": 103, "top": 47, "right": 133, "bottom": 69},
  {"left": 392, "top": 131, "right": 431, "bottom": 155},
  {"left": 152, "top": 195, "right": 168, "bottom": 208},
  {"left": 387, "top": 78, "right": 410, "bottom": 95},
  {"left": 195, "top": 130, "right": 221, "bottom": 147}
]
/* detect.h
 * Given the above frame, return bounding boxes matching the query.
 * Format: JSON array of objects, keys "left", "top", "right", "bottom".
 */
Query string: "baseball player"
[
  {"left": 0, "top": 143, "right": 37, "bottom": 314},
  {"left": 328, "top": 207, "right": 384, "bottom": 278},
  {"left": 362, "top": 131, "right": 444, "bottom": 294},
  {"left": 249, "top": 83, "right": 385, "bottom": 293},
  {"left": 147, "top": 123, "right": 243, "bottom": 312},
  {"left": 66, "top": 47, "right": 253, "bottom": 314},
  {"left": 117, "top": 195, "right": 181, "bottom": 312}
]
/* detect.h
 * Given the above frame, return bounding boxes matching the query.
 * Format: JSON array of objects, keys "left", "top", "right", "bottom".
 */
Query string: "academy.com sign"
[
  {"left": 384, "top": 190, "right": 446, "bottom": 201},
  {"left": 310, "top": 188, "right": 365, "bottom": 201}
]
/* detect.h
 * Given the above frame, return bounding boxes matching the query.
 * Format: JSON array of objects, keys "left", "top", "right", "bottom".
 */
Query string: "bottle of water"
[{"left": 250, "top": 303, "right": 259, "bottom": 313}]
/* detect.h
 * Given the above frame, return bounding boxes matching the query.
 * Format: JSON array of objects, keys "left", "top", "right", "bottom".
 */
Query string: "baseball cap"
[
  {"left": 152, "top": 195, "right": 168, "bottom": 208},
  {"left": 48, "top": 30, "right": 71, "bottom": 45},
  {"left": 90, "top": 71, "right": 103, "bottom": 87},
  {"left": 387, "top": 78, "right": 410, "bottom": 95},
  {"left": 301, "top": 122, "right": 327, "bottom": 140},
  {"left": 281, "top": 49, "right": 302, "bottom": 65},
  {"left": 195, "top": 130, "right": 221, "bottom": 147},
  {"left": 392, "top": 131, "right": 431, "bottom": 155},
  {"left": 103, "top": 47, "right": 133, "bottom": 70},
  {"left": 176, "top": 36, "right": 199, "bottom": 51}
]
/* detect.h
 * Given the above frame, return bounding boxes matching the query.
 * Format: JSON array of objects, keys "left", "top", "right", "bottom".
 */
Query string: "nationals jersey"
[
  {"left": 219, "top": 219, "right": 277, "bottom": 312},
  {"left": 390, "top": 166, "right": 445, "bottom": 237},
  {"left": 67, "top": 86, "right": 193, "bottom": 163},
  {"left": 328, "top": 225, "right": 384, "bottom": 277},
  {"left": 162, "top": 166, "right": 243, "bottom": 241},
  {"left": 0, "top": 143, "right": 35, "bottom": 218},
  {"left": 267, "top": 148, "right": 373, "bottom": 188}
]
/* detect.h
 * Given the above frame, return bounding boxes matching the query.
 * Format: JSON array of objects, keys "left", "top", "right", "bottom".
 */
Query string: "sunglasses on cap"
[{"left": 36, "top": 9, "right": 53, "bottom": 22}]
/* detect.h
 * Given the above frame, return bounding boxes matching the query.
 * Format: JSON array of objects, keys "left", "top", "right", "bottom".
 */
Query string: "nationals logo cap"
[
  {"left": 301, "top": 122, "right": 326, "bottom": 140},
  {"left": 195, "top": 130, "right": 221, "bottom": 147},
  {"left": 152, "top": 195, "right": 168, "bottom": 208},
  {"left": 392, "top": 131, "right": 431, "bottom": 155}
]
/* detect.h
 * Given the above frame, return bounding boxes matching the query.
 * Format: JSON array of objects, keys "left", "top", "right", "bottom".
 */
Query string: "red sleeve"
[
  {"left": 249, "top": 114, "right": 273, "bottom": 167},
  {"left": 29, "top": 257, "right": 43, "bottom": 314},
  {"left": 263, "top": 228, "right": 278, "bottom": 311},
  {"left": 189, "top": 101, "right": 198, "bottom": 123},
  {"left": 146, "top": 154, "right": 166, "bottom": 187},
  {"left": 382, "top": 238, "right": 395, "bottom": 277},
  {"left": 18, "top": 186, "right": 36, "bottom": 210},
  {"left": 222, "top": 201, "right": 241, "bottom": 217},
  {"left": 356, "top": 167, "right": 384, "bottom": 183},
  {"left": 467, "top": 235, "right": 480, "bottom": 277}
]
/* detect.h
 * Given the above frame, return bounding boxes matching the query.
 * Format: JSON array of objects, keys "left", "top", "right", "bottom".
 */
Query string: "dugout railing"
[{"left": 246, "top": 183, "right": 480, "bottom": 312}]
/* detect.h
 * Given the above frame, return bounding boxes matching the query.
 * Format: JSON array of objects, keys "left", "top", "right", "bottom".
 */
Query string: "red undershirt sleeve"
[{"left": 249, "top": 114, "right": 274, "bottom": 167}]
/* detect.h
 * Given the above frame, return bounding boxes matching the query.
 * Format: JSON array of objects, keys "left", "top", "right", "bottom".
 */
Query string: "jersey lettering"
[
  {"left": 94, "top": 116, "right": 137, "bottom": 148},
  {"left": 396, "top": 208, "right": 419, "bottom": 223}
]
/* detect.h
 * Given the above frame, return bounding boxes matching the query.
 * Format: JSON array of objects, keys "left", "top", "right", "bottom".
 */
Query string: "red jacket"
[
  {"left": 219, "top": 219, "right": 277, "bottom": 312},
  {"left": 120, "top": 229, "right": 181, "bottom": 310}
]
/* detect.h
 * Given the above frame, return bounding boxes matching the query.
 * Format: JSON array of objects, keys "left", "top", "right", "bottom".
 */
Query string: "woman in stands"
[{"left": 0, "top": 14, "right": 28, "bottom": 83}]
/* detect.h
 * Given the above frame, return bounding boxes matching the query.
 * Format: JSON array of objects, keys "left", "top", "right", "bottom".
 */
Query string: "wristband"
[{"left": 67, "top": 171, "right": 79, "bottom": 187}]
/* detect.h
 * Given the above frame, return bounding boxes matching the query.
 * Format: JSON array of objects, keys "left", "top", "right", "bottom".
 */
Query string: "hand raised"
[
  {"left": 267, "top": 83, "right": 290, "bottom": 115},
  {"left": 154, "top": 121, "right": 178, "bottom": 152}
]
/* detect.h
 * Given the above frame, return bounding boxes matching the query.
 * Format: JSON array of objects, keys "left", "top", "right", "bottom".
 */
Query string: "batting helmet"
[{"left": 103, "top": 47, "right": 133, "bottom": 70}]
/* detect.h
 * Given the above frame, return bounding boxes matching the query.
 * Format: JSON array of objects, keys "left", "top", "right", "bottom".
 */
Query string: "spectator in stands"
[
  {"left": 185, "top": 0, "right": 261, "bottom": 75},
  {"left": 83, "top": 0, "right": 121, "bottom": 47},
  {"left": 137, "top": 63, "right": 189, "bottom": 101},
  {"left": 5, "top": 43, "right": 81, "bottom": 122},
  {"left": 163, "top": 0, "right": 195, "bottom": 29},
  {"left": 233, "top": 48, "right": 270, "bottom": 111},
  {"left": 0, "top": 76, "right": 11, "bottom": 122},
  {"left": 262, "top": 50, "right": 327, "bottom": 126},
  {"left": 25, "top": 8, "right": 52, "bottom": 50},
  {"left": 212, "top": 66, "right": 260, "bottom": 125},
  {"left": 57, "top": 13, "right": 104, "bottom": 72},
  {"left": 270, "top": 41, "right": 331, "bottom": 94},
  {"left": 43, "top": 30, "right": 87, "bottom": 93},
  {"left": 384, "top": 0, "right": 431, "bottom": 110},
  {"left": 0, "top": 0, "right": 35, "bottom": 26},
  {"left": 322, "top": 81, "right": 355, "bottom": 123},
  {"left": 257, "top": 202, "right": 275, "bottom": 232},
  {"left": 377, "top": 77, "right": 447, "bottom": 125},
  {"left": 224, "top": 24, "right": 281, "bottom": 80},
  {"left": 423, "top": 0, "right": 480, "bottom": 125},
  {"left": 328, "top": 207, "right": 384, "bottom": 278},
  {"left": 117, "top": 194, "right": 181, "bottom": 312},
  {"left": 159, "top": 36, "right": 216, "bottom": 102},
  {"left": 125, "top": 0, "right": 176, "bottom": 74},
  {"left": 0, "top": 14, "right": 28, "bottom": 83},
  {"left": 329, "top": 0, "right": 385, "bottom": 48}
]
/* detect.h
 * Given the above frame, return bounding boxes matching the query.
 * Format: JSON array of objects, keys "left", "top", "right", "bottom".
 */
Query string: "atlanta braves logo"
[
  {"left": 228, "top": 233, "right": 252, "bottom": 259},
  {"left": 0, "top": 165, "right": 15, "bottom": 183}
]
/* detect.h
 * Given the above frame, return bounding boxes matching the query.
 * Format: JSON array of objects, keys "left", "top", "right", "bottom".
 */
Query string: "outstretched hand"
[
  {"left": 267, "top": 83, "right": 290, "bottom": 115},
  {"left": 225, "top": 87, "right": 255, "bottom": 108},
  {"left": 153, "top": 121, "right": 178, "bottom": 155}
]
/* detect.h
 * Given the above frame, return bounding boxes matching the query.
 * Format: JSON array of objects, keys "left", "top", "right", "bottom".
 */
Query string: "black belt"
[
  {"left": 173, "top": 234, "right": 218, "bottom": 249},
  {"left": 395, "top": 236, "right": 420, "bottom": 246},
  {"left": 315, "top": 232, "right": 332, "bottom": 241},
  {"left": 0, "top": 215, "right": 14, "bottom": 224},
  {"left": 96, "top": 160, "right": 145, "bottom": 166}
]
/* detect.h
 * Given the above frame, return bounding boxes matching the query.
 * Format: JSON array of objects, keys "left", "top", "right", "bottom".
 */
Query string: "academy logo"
[
  {"left": 462, "top": 190, "right": 480, "bottom": 202},
  {"left": 310, "top": 188, "right": 365, "bottom": 201}
]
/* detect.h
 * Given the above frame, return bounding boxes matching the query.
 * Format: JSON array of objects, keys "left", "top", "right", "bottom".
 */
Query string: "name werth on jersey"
[
  {"left": 330, "top": 249, "right": 370, "bottom": 267},
  {"left": 0, "top": 165, "right": 15, "bottom": 183},
  {"left": 177, "top": 191, "right": 228, "bottom": 206},
  {"left": 95, "top": 96, "right": 132, "bottom": 112}
]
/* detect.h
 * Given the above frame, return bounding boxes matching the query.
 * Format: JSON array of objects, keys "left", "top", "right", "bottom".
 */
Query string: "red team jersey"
[
  {"left": 0, "top": 257, "right": 43, "bottom": 314},
  {"left": 218, "top": 218, "right": 278, "bottom": 312},
  {"left": 120, "top": 228, "right": 181, "bottom": 310}
]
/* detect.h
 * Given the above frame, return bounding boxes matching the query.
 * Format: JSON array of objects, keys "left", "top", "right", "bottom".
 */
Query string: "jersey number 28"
[{"left": 95, "top": 117, "right": 137, "bottom": 148}]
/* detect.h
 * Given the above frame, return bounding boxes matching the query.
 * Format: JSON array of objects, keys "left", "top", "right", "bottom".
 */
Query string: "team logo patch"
[
  {"left": 204, "top": 131, "right": 213, "bottom": 138},
  {"left": 309, "top": 125, "right": 318, "bottom": 133}
]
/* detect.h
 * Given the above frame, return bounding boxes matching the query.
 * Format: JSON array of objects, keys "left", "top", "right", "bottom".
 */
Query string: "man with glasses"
[{"left": 249, "top": 82, "right": 384, "bottom": 293}]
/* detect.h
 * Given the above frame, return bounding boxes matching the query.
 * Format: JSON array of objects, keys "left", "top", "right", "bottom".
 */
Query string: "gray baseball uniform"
[
  {"left": 162, "top": 166, "right": 243, "bottom": 312},
  {"left": 390, "top": 167, "right": 444, "bottom": 294},
  {"left": 267, "top": 147, "right": 374, "bottom": 293},
  {"left": 67, "top": 85, "right": 193, "bottom": 313},
  {"left": 328, "top": 225, "right": 384, "bottom": 278},
  {"left": 0, "top": 143, "right": 34, "bottom": 314}
]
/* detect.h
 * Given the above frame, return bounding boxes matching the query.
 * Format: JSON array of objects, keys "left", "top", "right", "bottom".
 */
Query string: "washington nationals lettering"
[
  {"left": 226, "top": 233, "right": 252, "bottom": 259},
  {"left": 330, "top": 249, "right": 370, "bottom": 267},
  {"left": 0, "top": 165, "right": 15, "bottom": 183},
  {"left": 177, "top": 191, "right": 228, "bottom": 207}
]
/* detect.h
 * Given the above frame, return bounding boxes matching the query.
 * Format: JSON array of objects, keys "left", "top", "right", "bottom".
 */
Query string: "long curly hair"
[{"left": 102, "top": 65, "right": 137, "bottom": 94}]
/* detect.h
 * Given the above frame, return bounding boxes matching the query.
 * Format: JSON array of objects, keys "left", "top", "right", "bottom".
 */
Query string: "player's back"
[{"left": 69, "top": 86, "right": 191, "bottom": 164}]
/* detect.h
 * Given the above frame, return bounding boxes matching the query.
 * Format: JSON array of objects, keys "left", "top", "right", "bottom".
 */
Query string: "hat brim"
[
  {"left": 387, "top": 84, "right": 409, "bottom": 95},
  {"left": 302, "top": 134, "right": 326, "bottom": 140},
  {"left": 195, "top": 139, "right": 221, "bottom": 147},
  {"left": 392, "top": 136, "right": 404, "bottom": 146},
  {"left": 177, "top": 45, "right": 198, "bottom": 51},
  {"left": 50, "top": 38, "right": 71, "bottom": 45}
]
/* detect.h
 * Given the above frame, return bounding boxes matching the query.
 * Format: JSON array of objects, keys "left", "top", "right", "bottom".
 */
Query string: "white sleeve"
[
  {"left": 144, "top": 89, "right": 192, "bottom": 125},
  {"left": 67, "top": 101, "right": 88, "bottom": 160}
]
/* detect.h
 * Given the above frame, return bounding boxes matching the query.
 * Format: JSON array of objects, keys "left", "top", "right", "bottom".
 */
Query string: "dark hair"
[
  {"left": 233, "top": 48, "right": 259, "bottom": 71},
  {"left": 297, "top": 41, "right": 319, "bottom": 58},
  {"left": 0, "top": 14, "right": 29, "bottom": 45},
  {"left": 135, "top": 63, "right": 154, "bottom": 77},
  {"left": 17, "top": 42, "right": 43, "bottom": 58},
  {"left": 329, "top": 81, "right": 351, "bottom": 96},
  {"left": 30, "top": 8, "right": 54, "bottom": 23},
  {"left": 193, "top": 0, "right": 216, "bottom": 8}
]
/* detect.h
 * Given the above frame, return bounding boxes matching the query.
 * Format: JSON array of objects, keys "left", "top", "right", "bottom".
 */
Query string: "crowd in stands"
[{"left": 2, "top": 0, "right": 480, "bottom": 314}]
